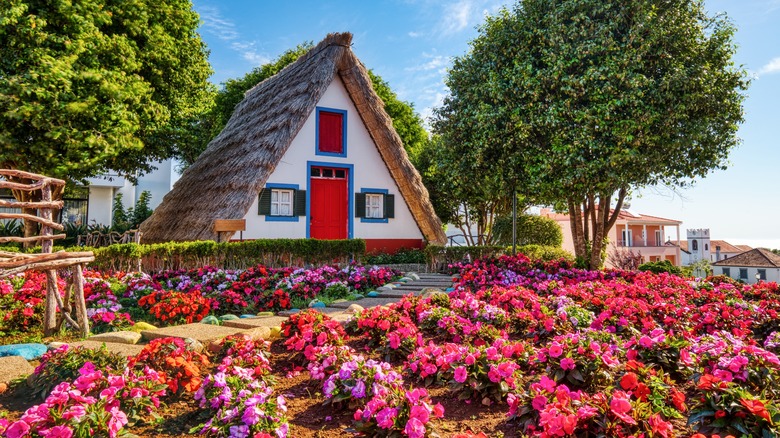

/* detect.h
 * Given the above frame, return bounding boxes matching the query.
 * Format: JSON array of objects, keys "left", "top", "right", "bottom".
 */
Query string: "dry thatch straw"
[{"left": 140, "top": 32, "right": 446, "bottom": 245}]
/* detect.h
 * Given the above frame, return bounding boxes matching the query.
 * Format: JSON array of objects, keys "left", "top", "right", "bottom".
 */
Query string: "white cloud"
[
  {"left": 440, "top": 0, "right": 474, "bottom": 34},
  {"left": 198, "top": 6, "right": 239, "bottom": 41},
  {"left": 197, "top": 5, "right": 270, "bottom": 67},
  {"left": 408, "top": 31, "right": 422, "bottom": 38},
  {"left": 405, "top": 54, "right": 449, "bottom": 72},
  {"left": 231, "top": 42, "right": 271, "bottom": 65},
  {"left": 759, "top": 57, "right": 780, "bottom": 75}
]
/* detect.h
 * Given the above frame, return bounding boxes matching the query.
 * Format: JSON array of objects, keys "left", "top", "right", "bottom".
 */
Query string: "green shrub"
[
  {"left": 364, "top": 248, "right": 426, "bottom": 265},
  {"left": 424, "top": 245, "right": 506, "bottom": 270},
  {"left": 638, "top": 259, "right": 682, "bottom": 275},
  {"left": 518, "top": 244, "right": 575, "bottom": 263},
  {"left": 492, "top": 214, "right": 563, "bottom": 247},
  {"left": 74, "top": 239, "right": 366, "bottom": 272}
]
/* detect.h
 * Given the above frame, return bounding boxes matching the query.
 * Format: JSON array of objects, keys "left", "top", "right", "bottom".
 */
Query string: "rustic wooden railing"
[{"left": 0, "top": 169, "right": 94, "bottom": 336}]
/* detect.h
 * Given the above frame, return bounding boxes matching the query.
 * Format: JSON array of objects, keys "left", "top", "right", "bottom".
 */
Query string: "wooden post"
[
  {"left": 72, "top": 264, "right": 89, "bottom": 338},
  {"left": 44, "top": 270, "right": 58, "bottom": 336}
]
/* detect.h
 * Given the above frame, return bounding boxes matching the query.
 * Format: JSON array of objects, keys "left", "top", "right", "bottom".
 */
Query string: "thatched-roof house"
[{"left": 140, "top": 32, "right": 445, "bottom": 252}]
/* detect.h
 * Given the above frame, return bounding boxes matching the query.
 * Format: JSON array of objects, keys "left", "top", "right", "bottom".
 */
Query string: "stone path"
[{"left": 0, "top": 272, "right": 456, "bottom": 386}]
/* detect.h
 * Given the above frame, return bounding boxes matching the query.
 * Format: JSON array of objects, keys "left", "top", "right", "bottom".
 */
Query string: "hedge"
[
  {"left": 424, "top": 245, "right": 507, "bottom": 270},
  {"left": 1, "top": 239, "right": 366, "bottom": 272}
]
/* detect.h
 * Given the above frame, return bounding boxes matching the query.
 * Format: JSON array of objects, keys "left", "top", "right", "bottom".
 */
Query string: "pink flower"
[
  {"left": 5, "top": 421, "right": 30, "bottom": 438},
  {"left": 453, "top": 367, "right": 468, "bottom": 383},
  {"left": 548, "top": 342, "right": 563, "bottom": 358},
  {"left": 609, "top": 391, "right": 636, "bottom": 425},
  {"left": 532, "top": 395, "right": 548, "bottom": 411},
  {"left": 539, "top": 375, "right": 557, "bottom": 393},
  {"left": 376, "top": 407, "right": 398, "bottom": 429},
  {"left": 47, "top": 425, "right": 74, "bottom": 438},
  {"left": 560, "top": 357, "right": 576, "bottom": 370},
  {"left": 404, "top": 417, "right": 426, "bottom": 438},
  {"left": 647, "top": 413, "right": 673, "bottom": 438}
]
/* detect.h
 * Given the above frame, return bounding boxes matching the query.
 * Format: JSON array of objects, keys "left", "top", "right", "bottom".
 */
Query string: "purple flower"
[
  {"left": 376, "top": 407, "right": 398, "bottom": 429},
  {"left": 351, "top": 380, "right": 366, "bottom": 398},
  {"left": 404, "top": 417, "right": 426, "bottom": 438}
]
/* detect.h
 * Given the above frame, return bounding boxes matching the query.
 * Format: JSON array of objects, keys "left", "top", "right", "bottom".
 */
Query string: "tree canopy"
[
  {"left": 434, "top": 0, "right": 749, "bottom": 267},
  {"left": 0, "top": 0, "right": 213, "bottom": 182}
]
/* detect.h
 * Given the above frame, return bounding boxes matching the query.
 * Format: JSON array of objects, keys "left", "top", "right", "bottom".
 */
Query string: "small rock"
[
  {"left": 399, "top": 277, "right": 412, "bottom": 282},
  {"left": 407, "top": 273, "right": 421, "bottom": 281},
  {"left": 309, "top": 300, "right": 326, "bottom": 308},
  {"left": 351, "top": 294, "right": 364, "bottom": 299},
  {"left": 382, "top": 283, "right": 396, "bottom": 289},
  {"left": 219, "top": 314, "right": 239, "bottom": 321},
  {"left": 0, "top": 356, "right": 35, "bottom": 386},
  {"left": 257, "top": 311, "right": 275, "bottom": 317},
  {"left": 240, "top": 314, "right": 258, "bottom": 319},
  {"left": 89, "top": 331, "right": 142, "bottom": 345},
  {"left": 346, "top": 304, "right": 365, "bottom": 314},
  {"left": 0, "top": 343, "right": 47, "bottom": 361},
  {"left": 446, "top": 287, "right": 455, "bottom": 292},
  {"left": 270, "top": 326, "right": 282, "bottom": 338},
  {"left": 200, "top": 315, "right": 221, "bottom": 325},
  {"left": 420, "top": 288, "right": 445, "bottom": 298},
  {"left": 184, "top": 338, "right": 204, "bottom": 353},
  {"left": 129, "top": 322, "right": 157, "bottom": 332},
  {"left": 0, "top": 382, "right": 7, "bottom": 394},
  {"left": 376, "top": 286, "right": 393, "bottom": 292},
  {"left": 366, "top": 291, "right": 380, "bottom": 298},
  {"left": 331, "top": 299, "right": 348, "bottom": 303},
  {"left": 47, "top": 342, "right": 68, "bottom": 350},
  {"left": 244, "top": 326, "right": 272, "bottom": 342}
]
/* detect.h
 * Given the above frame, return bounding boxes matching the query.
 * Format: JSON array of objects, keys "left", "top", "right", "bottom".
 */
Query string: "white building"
[{"left": 712, "top": 248, "right": 780, "bottom": 284}]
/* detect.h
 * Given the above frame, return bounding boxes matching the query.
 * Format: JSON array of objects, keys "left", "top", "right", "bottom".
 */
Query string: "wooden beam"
[
  {"left": 0, "top": 169, "right": 66, "bottom": 186},
  {"left": 0, "top": 213, "right": 64, "bottom": 230},
  {"left": 0, "top": 234, "right": 66, "bottom": 243},
  {"left": 0, "top": 256, "right": 95, "bottom": 278},
  {"left": 0, "top": 199, "right": 64, "bottom": 209},
  {"left": 0, "top": 251, "right": 94, "bottom": 269}
]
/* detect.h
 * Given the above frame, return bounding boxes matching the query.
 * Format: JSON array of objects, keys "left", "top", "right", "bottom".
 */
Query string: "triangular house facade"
[{"left": 140, "top": 33, "right": 446, "bottom": 252}]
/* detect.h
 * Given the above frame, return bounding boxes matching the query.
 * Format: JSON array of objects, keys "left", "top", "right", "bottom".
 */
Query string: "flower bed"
[
  {"left": 3, "top": 254, "right": 780, "bottom": 437},
  {"left": 0, "top": 264, "right": 402, "bottom": 337}
]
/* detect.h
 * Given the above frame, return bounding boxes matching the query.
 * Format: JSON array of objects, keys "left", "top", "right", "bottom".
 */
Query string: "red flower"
[
  {"left": 740, "top": 398, "right": 772, "bottom": 423},
  {"left": 619, "top": 372, "right": 638, "bottom": 390}
]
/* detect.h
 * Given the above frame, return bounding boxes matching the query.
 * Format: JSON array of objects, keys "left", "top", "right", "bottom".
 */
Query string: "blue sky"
[{"left": 193, "top": 0, "right": 780, "bottom": 248}]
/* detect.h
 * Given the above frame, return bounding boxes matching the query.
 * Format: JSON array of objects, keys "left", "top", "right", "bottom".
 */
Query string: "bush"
[
  {"left": 364, "top": 248, "right": 426, "bottom": 265},
  {"left": 517, "top": 244, "right": 574, "bottom": 263},
  {"left": 638, "top": 260, "right": 682, "bottom": 275},
  {"left": 82, "top": 239, "right": 366, "bottom": 272},
  {"left": 492, "top": 214, "right": 564, "bottom": 247},
  {"left": 424, "top": 245, "right": 506, "bottom": 270}
]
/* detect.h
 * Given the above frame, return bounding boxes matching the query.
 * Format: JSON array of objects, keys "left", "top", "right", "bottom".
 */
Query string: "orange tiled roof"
[{"left": 541, "top": 209, "right": 681, "bottom": 225}]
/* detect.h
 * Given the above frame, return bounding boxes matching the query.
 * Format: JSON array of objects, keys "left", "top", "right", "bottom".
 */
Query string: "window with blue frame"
[{"left": 316, "top": 107, "right": 347, "bottom": 157}]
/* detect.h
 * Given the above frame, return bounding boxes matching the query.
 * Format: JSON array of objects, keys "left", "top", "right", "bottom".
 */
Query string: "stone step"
[
  {"left": 377, "top": 290, "right": 421, "bottom": 298},
  {"left": 393, "top": 284, "right": 451, "bottom": 290},
  {"left": 329, "top": 297, "right": 399, "bottom": 309},
  {"left": 222, "top": 316, "right": 289, "bottom": 330},
  {"left": 140, "top": 323, "right": 249, "bottom": 344},
  {"left": 69, "top": 340, "right": 145, "bottom": 358}
]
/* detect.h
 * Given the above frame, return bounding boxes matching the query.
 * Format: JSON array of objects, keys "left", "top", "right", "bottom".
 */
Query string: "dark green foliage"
[
  {"left": 131, "top": 191, "right": 153, "bottom": 228},
  {"left": 80, "top": 239, "right": 366, "bottom": 272},
  {"left": 0, "top": 0, "right": 213, "bottom": 182},
  {"left": 638, "top": 260, "right": 682, "bottom": 275},
  {"left": 112, "top": 193, "right": 131, "bottom": 232},
  {"left": 364, "top": 248, "right": 426, "bottom": 265},
  {"left": 0, "top": 219, "right": 23, "bottom": 237},
  {"left": 111, "top": 191, "right": 153, "bottom": 233},
  {"left": 492, "top": 214, "right": 563, "bottom": 247},
  {"left": 424, "top": 245, "right": 507, "bottom": 270},
  {"left": 434, "top": 0, "right": 749, "bottom": 267}
]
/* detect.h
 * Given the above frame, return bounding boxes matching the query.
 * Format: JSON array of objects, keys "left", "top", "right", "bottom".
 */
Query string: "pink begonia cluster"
[{"left": 3, "top": 363, "right": 165, "bottom": 438}]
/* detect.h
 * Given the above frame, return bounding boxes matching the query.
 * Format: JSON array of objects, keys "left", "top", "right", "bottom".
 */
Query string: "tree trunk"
[{"left": 567, "top": 187, "right": 629, "bottom": 270}]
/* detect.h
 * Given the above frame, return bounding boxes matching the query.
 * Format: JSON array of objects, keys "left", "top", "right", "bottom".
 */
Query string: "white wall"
[
  {"left": 713, "top": 266, "right": 780, "bottom": 284},
  {"left": 87, "top": 187, "right": 114, "bottom": 226},
  {"left": 242, "top": 77, "right": 423, "bottom": 241}
]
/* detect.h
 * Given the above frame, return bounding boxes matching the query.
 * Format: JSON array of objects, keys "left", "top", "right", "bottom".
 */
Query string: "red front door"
[{"left": 310, "top": 166, "right": 348, "bottom": 239}]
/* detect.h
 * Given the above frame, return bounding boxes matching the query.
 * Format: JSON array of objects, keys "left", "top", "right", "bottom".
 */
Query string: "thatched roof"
[{"left": 140, "top": 32, "right": 445, "bottom": 245}]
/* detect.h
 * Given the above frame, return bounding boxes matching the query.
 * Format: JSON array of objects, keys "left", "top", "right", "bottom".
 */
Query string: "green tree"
[
  {"left": 415, "top": 135, "right": 515, "bottom": 246},
  {"left": 434, "top": 0, "right": 748, "bottom": 268},
  {"left": 0, "top": 0, "right": 212, "bottom": 239},
  {"left": 111, "top": 193, "right": 130, "bottom": 232}
]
